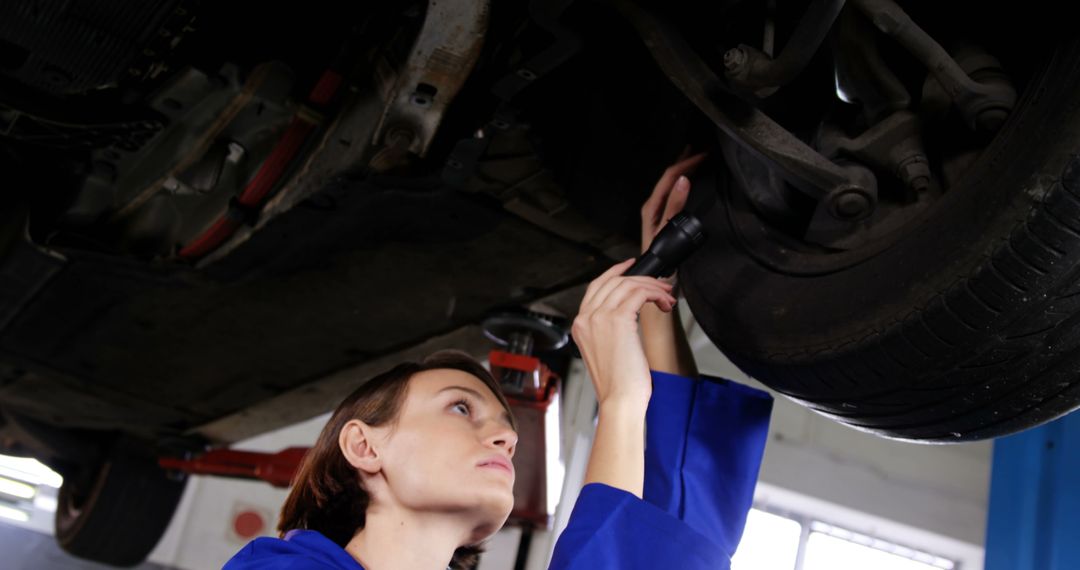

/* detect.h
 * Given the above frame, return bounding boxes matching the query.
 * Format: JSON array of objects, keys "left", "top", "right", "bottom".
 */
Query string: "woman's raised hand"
[
  {"left": 572, "top": 258, "right": 677, "bottom": 409},
  {"left": 638, "top": 150, "right": 706, "bottom": 378},
  {"left": 640, "top": 150, "right": 707, "bottom": 256},
  {"left": 574, "top": 259, "right": 676, "bottom": 497}
]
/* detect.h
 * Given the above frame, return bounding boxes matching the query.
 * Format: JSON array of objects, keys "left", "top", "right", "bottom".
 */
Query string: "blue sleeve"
[
  {"left": 549, "top": 370, "right": 772, "bottom": 569},
  {"left": 643, "top": 370, "right": 773, "bottom": 557},
  {"left": 548, "top": 483, "right": 728, "bottom": 569}
]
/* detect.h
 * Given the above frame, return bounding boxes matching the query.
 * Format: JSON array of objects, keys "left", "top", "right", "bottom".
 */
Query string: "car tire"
[
  {"left": 55, "top": 440, "right": 187, "bottom": 566},
  {"left": 682, "top": 38, "right": 1080, "bottom": 441}
]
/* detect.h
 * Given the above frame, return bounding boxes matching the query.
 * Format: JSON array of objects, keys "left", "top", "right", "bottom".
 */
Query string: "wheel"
[
  {"left": 55, "top": 441, "right": 187, "bottom": 566},
  {"left": 682, "top": 36, "right": 1080, "bottom": 442}
]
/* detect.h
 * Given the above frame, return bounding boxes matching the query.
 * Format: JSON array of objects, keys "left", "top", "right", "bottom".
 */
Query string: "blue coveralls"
[
  {"left": 549, "top": 370, "right": 772, "bottom": 569},
  {"left": 222, "top": 370, "right": 773, "bottom": 569}
]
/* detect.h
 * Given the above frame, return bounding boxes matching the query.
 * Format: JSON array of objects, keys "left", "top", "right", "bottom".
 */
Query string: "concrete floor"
[{"left": 0, "top": 521, "right": 177, "bottom": 570}]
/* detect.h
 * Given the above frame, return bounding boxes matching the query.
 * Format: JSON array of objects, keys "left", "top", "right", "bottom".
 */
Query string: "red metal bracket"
[{"left": 159, "top": 447, "right": 309, "bottom": 488}]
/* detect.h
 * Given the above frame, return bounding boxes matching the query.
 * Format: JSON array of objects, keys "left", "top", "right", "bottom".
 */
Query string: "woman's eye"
[{"left": 451, "top": 400, "right": 472, "bottom": 416}]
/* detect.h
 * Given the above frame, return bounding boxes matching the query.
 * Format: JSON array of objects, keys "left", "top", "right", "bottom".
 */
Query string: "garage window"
[
  {"left": 0, "top": 454, "right": 62, "bottom": 526},
  {"left": 731, "top": 508, "right": 802, "bottom": 569},
  {"left": 803, "top": 521, "right": 956, "bottom": 570},
  {"left": 733, "top": 509, "right": 958, "bottom": 570}
]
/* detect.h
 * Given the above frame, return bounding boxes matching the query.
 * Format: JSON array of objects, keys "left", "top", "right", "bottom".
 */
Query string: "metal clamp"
[{"left": 370, "top": 0, "right": 490, "bottom": 168}]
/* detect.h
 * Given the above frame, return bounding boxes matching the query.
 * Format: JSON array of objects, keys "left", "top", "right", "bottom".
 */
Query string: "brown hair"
[{"left": 278, "top": 349, "right": 517, "bottom": 570}]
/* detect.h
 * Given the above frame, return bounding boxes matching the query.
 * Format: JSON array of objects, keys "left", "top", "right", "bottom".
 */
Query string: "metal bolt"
[
  {"left": 723, "top": 47, "right": 748, "bottom": 74},
  {"left": 516, "top": 68, "right": 537, "bottom": 81},
  {"left": 410, "top": 93, "right": 432, "bottom": 108},
  {"left": 832, "top": 190, "right": 871, "bottom": 219},
  {"left": 386, "top": 127, "right": 416, "bottom": 147},
  {"left": 897, "top": 156, "right": 932, "bottom": 194}
]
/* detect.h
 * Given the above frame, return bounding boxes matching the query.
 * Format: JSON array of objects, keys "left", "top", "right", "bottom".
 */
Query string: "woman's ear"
[{"left": 339, "top": 419, "right": 383, "bottom": 475}]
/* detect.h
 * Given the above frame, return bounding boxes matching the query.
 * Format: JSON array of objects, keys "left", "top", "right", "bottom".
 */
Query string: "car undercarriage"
[{"left": 1, "top": 0, "right": 1078, "bottom": 563}]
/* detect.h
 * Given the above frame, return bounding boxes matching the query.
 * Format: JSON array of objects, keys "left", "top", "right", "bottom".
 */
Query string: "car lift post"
[{"left": 985, "top": 410, "right": 1080, "bottom": 570}]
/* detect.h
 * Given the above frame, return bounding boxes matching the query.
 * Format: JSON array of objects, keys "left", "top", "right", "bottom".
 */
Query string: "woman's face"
[{"left": 369, "top": 369, "right": 518, "bottom": 540}]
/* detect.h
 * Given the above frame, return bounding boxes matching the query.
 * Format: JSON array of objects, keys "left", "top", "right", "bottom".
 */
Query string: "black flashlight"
[{"left": 623, "top": 212, "right": 707, "bottom": 278}]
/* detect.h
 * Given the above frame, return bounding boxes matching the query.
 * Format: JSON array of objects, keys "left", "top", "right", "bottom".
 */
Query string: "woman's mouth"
[{"left": 477, "top": 456, "right": 514, "bottom": 477}]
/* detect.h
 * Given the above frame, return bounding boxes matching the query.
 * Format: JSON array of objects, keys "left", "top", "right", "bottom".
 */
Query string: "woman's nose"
[{"left": 486, "top": 424, "right": 519, "bottom": 457}]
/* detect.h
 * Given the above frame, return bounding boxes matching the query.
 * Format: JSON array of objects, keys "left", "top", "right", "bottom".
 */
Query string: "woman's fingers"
[
  {"left": 643, "top": 152, "right": 708, "bottom": 218},
  {"left": 582, "top": 262, "right": 672, "bottom": 309},
  {"left": 606, "top": 285, "right": 677, "bottom": 317},
  {"left": 586, "top": 274, "right": 673, "bottom": 314},
  {"left": 581, "top": 258, "right": 637, "bottom": 308},
  {"left": 641, "top": 152, "right": 709, "bottom": 252},
  {"left": 618, "top": 287, "right": 678, "bottom": 314},
  {"left": 571, "top": 265, "right": 672, "bottom": 417},
  {"left": 661, "top": 175, "right": 692, "bottom": 223},
  {"left": 591, "top": 278, "right": 676, "bottom": 318}
]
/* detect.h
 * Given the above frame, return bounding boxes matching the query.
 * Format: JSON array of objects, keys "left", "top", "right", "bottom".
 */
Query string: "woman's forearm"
[
  {"left": 585, "top": 301, "right": 696, "bottom": 499},
  {"left": 583, "top": 399, "right": 648, "bottom": 498},
  {"left": 640, "top": 303, "right": 699, "bottom": 378}
]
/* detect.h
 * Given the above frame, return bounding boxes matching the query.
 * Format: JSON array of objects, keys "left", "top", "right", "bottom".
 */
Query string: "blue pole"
[{"left": 985, "top": 411, "right": 1080, "bottom": 570}]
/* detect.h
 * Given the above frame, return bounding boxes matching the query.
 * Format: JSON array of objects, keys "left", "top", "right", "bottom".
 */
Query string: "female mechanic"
[{"left": 222, "top": 152, "right": 773, "bottom": 570}]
